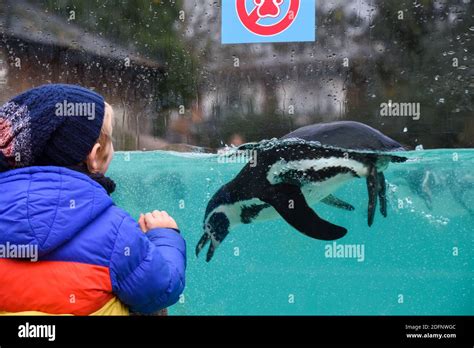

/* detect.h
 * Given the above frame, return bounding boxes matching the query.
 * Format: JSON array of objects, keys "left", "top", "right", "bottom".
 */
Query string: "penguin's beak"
[{"left": 195, "top": 212, "right": 230, "bottom": 262}]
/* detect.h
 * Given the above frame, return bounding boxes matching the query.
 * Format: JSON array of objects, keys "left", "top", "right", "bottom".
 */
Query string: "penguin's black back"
[{"left": 281, "top": 121, "right": 405, "bottom": 152}]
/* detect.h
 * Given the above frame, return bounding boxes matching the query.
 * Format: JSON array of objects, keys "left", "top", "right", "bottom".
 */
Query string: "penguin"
[
  {"left": 392, "top": 167, "right": 474, "bottom": 215},
  {"left": 197, "top": 121, "right": 406, "bottom": 262}
]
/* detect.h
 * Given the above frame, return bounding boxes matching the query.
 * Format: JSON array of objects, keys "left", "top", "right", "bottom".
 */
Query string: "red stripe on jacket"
[{"left": 0, "top": 259, "right": 114, "bottom": 315}]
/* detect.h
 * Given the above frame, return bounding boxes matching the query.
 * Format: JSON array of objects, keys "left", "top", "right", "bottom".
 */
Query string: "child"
[{"left": 0, "top": 84, "right": 186, "bottom": 315}]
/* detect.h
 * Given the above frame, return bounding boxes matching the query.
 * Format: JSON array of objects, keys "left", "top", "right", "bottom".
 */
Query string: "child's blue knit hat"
[{"left": 0, "top": 84, "right": 105, "bottom": 170}]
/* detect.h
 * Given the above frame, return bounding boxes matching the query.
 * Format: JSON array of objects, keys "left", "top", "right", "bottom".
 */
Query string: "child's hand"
[{"left": 138, "top": 210, "right": 178, "bottom": 232}]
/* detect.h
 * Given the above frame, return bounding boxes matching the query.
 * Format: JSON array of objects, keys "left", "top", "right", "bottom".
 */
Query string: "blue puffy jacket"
[{"left": 0, "top": 166, "right": 186, "bottom": 315}]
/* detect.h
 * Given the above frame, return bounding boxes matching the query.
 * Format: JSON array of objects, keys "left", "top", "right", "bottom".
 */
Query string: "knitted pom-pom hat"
[{"left": 0, "top": 84, "right": 105, "bottom": 170}]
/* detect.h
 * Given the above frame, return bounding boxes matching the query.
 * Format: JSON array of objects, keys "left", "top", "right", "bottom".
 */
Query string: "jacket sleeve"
[{"left": 109, "top": 214, "right": 186, "bottom": 314}]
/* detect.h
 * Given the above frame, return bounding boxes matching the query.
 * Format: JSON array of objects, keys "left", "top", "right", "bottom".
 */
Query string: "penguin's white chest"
[
  {"left": 267, "top": 157, "right": 368, "bottom": 201},
  {"left": 300, "top": 172, "right": 354, "bottom": 204},
  {"left": 267, "top": 157, "right": 369, "bottom": 184}
]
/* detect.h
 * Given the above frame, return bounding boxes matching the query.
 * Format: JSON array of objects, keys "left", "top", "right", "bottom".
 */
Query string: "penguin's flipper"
[
  {"left": 321, "top": 195, "right": 355, "bottom": 211},
  {"left": 367, "top": 165, "right": 379, "bottom": 227},
  {"left": 377, "top": 172, "right": 387, "bottom": 217},
  {"left": 260, "top": 184, "right": 347, "bottom": 241}
]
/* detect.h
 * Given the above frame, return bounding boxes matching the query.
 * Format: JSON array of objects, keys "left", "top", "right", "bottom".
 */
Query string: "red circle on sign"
[{"left": 236, "top": 0, "right": 300, "bottom": 37}]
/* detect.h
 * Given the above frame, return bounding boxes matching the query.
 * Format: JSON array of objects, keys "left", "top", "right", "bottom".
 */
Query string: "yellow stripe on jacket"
[{"left": 0, "top": 297, "right": 129, "bottom": 316}]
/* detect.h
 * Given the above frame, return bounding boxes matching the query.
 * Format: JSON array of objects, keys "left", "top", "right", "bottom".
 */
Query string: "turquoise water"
[{"left": 108, "top": 149, "right": 473, "bottom": 315}]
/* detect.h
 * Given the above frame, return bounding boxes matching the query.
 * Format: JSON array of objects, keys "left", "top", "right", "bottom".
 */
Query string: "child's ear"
[{"left": 86, "top": 143, "right": 101, "bottom": 173}]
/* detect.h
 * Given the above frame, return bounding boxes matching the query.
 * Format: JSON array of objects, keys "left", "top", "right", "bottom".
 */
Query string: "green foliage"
[
  {"left": 346, "top": 0, "right": 473, "bottom": 147},
  {"left": 40, "top": 0, "right": 197, "bottom": 108}
]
